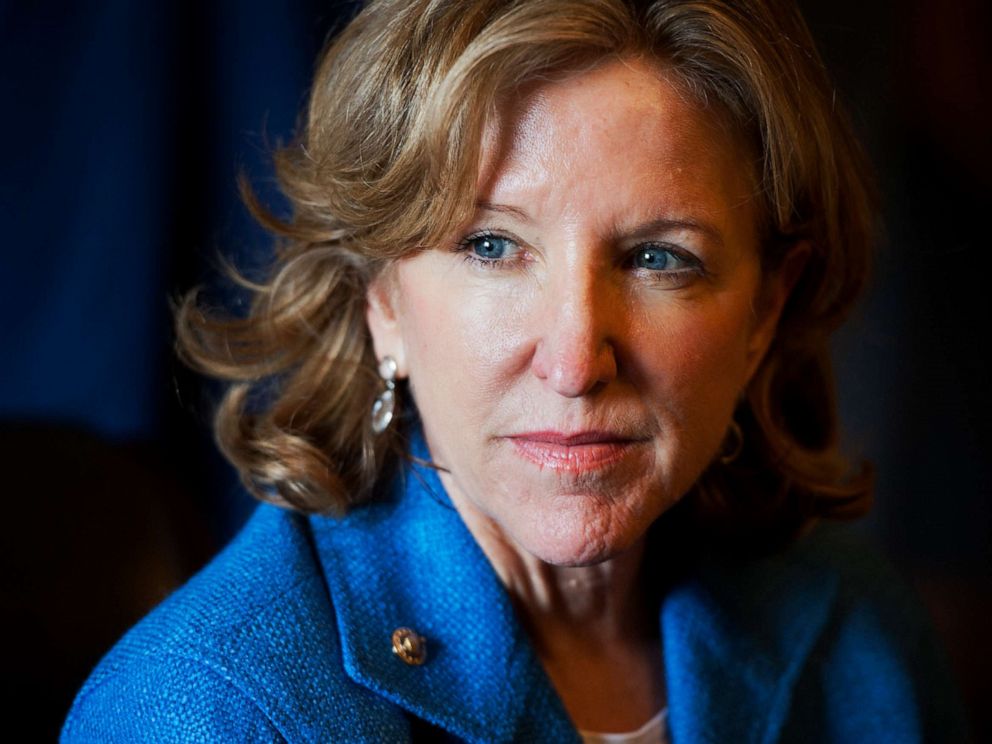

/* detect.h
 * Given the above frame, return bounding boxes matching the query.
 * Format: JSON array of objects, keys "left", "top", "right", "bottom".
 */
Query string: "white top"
[{"left": 578, "top": 708, "right": 669, "bottom": 744}]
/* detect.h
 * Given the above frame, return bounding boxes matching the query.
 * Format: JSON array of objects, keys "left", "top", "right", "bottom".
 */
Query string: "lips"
[{"left": 507, "top": 430, "right": 645, "bottom": 472}]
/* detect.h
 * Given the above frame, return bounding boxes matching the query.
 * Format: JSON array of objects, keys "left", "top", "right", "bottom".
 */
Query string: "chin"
[{"left": 510, "top": 510, "right": 650, "bottom": 567}]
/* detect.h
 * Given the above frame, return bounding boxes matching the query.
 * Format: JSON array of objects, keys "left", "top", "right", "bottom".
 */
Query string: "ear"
[
  {"left": 365, "top": 270, "right": 408, "bottom": 377},
  {"left": 745, "top": 241, "right": 810, "bottom": 381}
]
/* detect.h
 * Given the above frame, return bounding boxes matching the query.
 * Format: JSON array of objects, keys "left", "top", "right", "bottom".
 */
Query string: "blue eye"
[
  {"left": 634, "top": 246, "right": 675, "bottom": 270},
  {"left": 467, "top": 234, "right": 514, "bottom": 260},
  {"left": 457, "top": 232, "right": 521, "bottom": 266},
  {"left": 632, "top": 245, "right": 696, "bottom": 272}
]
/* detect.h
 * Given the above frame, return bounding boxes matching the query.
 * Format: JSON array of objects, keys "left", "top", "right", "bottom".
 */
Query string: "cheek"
[
  {"left": 397, "top": 271, "right": 529, "bottom": 420},
  {"left": 639, "top": 298, "right": 754, "bottom": 419}
]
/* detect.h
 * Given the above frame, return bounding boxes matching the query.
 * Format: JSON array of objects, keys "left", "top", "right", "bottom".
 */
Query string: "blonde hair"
[{"left": 178, "top": 0, "right": 874, "bottom": 541}]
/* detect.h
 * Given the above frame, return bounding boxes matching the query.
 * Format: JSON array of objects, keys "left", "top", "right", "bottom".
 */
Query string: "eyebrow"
[
  {"left": 628, "top": 217, "right": 725, "bottom": 247},
  {"left": 475, "top": 201, "right": 532, "bottom": 222}
]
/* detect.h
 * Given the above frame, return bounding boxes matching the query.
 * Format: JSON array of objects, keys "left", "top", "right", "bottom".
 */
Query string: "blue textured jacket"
[{"left": 62, "top": 437, "right": 964, "bottom": 742}]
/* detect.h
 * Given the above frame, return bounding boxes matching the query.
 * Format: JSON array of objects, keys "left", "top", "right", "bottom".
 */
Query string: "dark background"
[{"left": 1, "top": 1, "right": 988, "bottom": 740}]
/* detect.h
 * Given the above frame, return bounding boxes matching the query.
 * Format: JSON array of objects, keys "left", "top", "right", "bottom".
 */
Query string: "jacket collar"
[{"left": 311, "top": 428, "right": 839, "bottom": 742}]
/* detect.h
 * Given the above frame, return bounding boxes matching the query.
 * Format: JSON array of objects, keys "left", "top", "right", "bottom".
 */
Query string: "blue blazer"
[{"left": 62, "top": 435, "right": 964, "bottom": 742}]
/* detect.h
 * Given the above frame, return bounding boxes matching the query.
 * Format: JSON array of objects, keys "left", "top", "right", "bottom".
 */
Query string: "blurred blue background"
[{"left": 1, "top": 0, "right": 988, "bottom": 739}]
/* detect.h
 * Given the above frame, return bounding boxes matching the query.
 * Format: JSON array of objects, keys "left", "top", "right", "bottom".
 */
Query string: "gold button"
[{"left": 391, "top": 627, "right": 427, "bottom": 665}]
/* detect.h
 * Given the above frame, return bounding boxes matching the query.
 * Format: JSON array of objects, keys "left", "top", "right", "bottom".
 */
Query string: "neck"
[{"left": 444, "top": 481, "right": 667, "bottom": 732}]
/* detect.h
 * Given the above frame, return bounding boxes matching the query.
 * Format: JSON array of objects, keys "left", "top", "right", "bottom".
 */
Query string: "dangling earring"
[
  {"left": 371, "top": 356, "right": 398, "bottom": 435},
  {"left": 719, "top": 420, "right": 743, "bottom": 465}
]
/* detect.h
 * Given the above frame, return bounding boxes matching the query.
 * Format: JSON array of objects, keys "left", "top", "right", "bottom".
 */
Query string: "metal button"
[{"left": 391, "top": 627, "right": 427, "bottom": 665}]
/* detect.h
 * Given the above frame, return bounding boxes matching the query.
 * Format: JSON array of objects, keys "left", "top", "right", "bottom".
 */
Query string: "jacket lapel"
[{"left": 310, "top": 430, "right": 579, "bottom": 743}]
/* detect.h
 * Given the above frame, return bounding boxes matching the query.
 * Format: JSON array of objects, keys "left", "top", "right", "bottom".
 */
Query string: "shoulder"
[
  {"left": 794, "top": 526, "right": 966, "bottom": 741},
  {"left": 705, "top": 524, "right": 966, "bottom": 742},
  {"left": 753, "top": 525, "right": 940, "bottom": 665},
  {"left": 743, "top": 524, "right": 925, "bottom": 626},
  {"left": 61, "top": 505, "right": 409, "bottom": 743},
  {"left": 694, "top": 523, "right": 932, "bottom": 637}
]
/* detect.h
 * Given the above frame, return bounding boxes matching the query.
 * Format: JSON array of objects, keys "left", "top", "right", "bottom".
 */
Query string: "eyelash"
[{"left": 454, "top": 229, "right": 707, "bottom": 284}]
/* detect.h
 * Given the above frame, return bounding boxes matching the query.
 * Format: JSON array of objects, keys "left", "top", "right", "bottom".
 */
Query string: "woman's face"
[{"left": 368, "top": 58, "right": 791, "bottom": 566}]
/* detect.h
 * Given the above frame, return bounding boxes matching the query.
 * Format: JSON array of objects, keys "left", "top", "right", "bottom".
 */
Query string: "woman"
[{"left": 63, "top": 0, "right": 963, "bottom": 741}]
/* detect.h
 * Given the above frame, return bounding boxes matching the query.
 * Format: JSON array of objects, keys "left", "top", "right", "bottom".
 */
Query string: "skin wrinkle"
[{"left": 365, "top": 56, "right": 795, "bottom": 731}]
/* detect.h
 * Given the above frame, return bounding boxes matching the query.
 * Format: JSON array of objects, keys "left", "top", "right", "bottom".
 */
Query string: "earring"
[
  {"left": 371, "top": 356, "right": 398, "bottom": 435},
  {"left": 719, "top": 420, "right": 743, "bottom": 465}
]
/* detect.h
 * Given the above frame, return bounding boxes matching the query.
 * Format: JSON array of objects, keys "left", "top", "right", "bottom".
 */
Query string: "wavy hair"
[{"left": 177, "top": 0, "right": 875, "bottom": 542}]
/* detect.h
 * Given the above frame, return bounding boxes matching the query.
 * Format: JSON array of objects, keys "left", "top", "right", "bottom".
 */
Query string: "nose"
[{"left": 530, "top": 266, "right": 619, "bottom": 397}]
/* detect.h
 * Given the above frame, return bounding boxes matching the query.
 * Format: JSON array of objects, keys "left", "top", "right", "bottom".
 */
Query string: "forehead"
[{"left": 478, "top": 58, "right": 757, "bottom": 225}]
